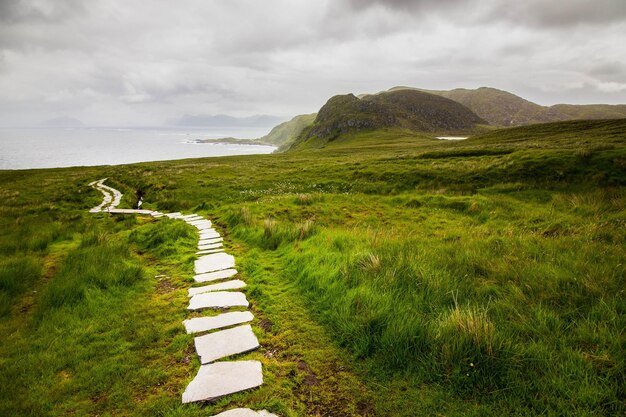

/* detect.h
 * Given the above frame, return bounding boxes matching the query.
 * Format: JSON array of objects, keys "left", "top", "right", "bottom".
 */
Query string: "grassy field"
[{"left": 0, "top": 119, "right": 624, "bottom": 416}]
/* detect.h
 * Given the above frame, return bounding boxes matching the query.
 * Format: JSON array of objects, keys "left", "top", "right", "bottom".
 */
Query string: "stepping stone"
[
  {"left": 186, "top": 218, "right": 205, "bottom": 223},
  {"left": 188, "top": 291, "right": 248, "bottom": 311},
  {"left": 200, "top": 234, "right": 221, "bottom": 242},
  {"left": 182, "top": 361, "right": 263, "bottom": 404},
  {"left": 196, "top": 248, "right": 225, "bottom": 255},
  {"left": 196, "top": 224, "right": 215, "bottom": 231},
  {"left": 194, "top": 324, "right": 259, "bottom": 364},
  {"left": 108, "top": 208, "right": 154, "bottom": 215},
  {"left": 188, "top": 279, "right": 246, "bottom": 297},
  {"left": 198, "top": 242, "right": 223, "bottom": 250},
  {"left": 165, "top": 212, "right": 182, "bottom": 218},
  {"left": 182, "top": 214, "right": 203, "bottom": 220},
  {"left": 199, "top": 237, "right": 223, "bottom": 245},
  {"left": 190, "top": 219, "right": 212, "bottom": 225},
  {"left": 194, "top": 268, "right": 238, "bottom": 283},
  {"left": 199, "top": 227, "right": 220, "bottom": 235},
  {"left": 212, "top": 410, "right": 278, "bottom": 417},
  {"left": 195, "top": 253, "right": 235, "bottom": 274},
  {"left": 183, "top": 311, "right": 254, "bottom": 334}
]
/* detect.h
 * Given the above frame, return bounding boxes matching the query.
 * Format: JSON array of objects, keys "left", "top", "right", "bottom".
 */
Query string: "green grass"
[{"left": 0, "top": 119, "right": 624, "bottom": 415}]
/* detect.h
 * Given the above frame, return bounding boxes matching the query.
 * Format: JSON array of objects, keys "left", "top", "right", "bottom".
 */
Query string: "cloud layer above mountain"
[{"left": 1, "top": 0, "right": 624, "bottom": 125}]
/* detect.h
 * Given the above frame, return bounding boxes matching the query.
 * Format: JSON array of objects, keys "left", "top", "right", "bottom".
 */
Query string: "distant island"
[
  {"left": 38, "top": 116, "right": 84, "bottom": 127},
  {"left": 189, "top": 137, "right": 267, "bottom": 145},
  {"left": 174, "top": 114, "right": 284, "bottom": 128}
]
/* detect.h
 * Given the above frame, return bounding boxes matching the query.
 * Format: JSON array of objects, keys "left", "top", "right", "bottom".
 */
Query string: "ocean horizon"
[{"left": 0, "top": 126, "right": 276, "bottom": 170}]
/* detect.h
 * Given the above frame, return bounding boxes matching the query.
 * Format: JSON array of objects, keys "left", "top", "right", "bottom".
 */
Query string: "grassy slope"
[
  {"left": 551, "top": 104, "right": 626, "bottom": 120},
  {"left": 258, "top": 113, "right": 316, "bottom": 149},
  {"left": 1, "top": 119, "right": 625, "bottom": 416}
]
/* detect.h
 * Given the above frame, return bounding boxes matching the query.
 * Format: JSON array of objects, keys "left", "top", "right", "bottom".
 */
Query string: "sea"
[{"left": 0, "top": 126, "right": 276, "bottom": 170}]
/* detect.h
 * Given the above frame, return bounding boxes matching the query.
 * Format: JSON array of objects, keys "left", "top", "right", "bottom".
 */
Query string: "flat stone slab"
[
  {"left": 194, "top": 324, "right": 259, "bottom": 364},
  {"left": 195, "top": 253, "right": 235, "bottom": 274},
  {"left": 190, "top": 219, "right": 212, "bottom": 225},
  {"left": 197, "top": 249, "right": 225, "bottom": 255},
  {"left": 164, "top": 212, "right": 182, "bottom": 218},
  {"left": 182, "top": 360, "right": 263, "bottom": 404},
  {"left": 188, "top": 279, "right": 247, "bottom": 297},
  {"left": 191, "top": 220, "right": 213, "bottom": 226},
  {"left": 198, "top": 242, "right": 223, "bottom": 250},
  {"left": 182, "top": 214, "right": 203, "bottom": 220},
  {"left": 194, "top": 268, "right": 238, "bottom": 283},
  {"left": 199, "top": 237, "right": 223, "bottom": 245},
  {"left": 212, "top": 409, "right": 278, "bottom": 417},
  {"left": 199, "top": 230, "right": 221, "bottom": 239},
  {"left": 108, "top": 208, "right": 154, "bottom": 215},
  {"left": 183, "top": 311, "right": 254, "bottom": 334},
  {"left": 188, "top": 291, "right": 248, "bottom": 311}
]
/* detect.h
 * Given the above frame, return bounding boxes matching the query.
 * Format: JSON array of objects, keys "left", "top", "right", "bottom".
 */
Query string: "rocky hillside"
[
  {"left": 389, "top": 86, "right": 626, "bottom": 126},
  {"left": 292, "top": 89, "right": 484, "bottom": 148}
]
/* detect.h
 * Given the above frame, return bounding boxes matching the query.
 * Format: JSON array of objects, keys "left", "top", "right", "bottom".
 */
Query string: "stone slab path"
[
  {"left": 188, "top": 291, "right": 249, "bottom": 311},
  {"left": 212, "top": 408, "right": 278, "bottom": 417},
  {"left": 194, "top": 268, "right": 239, "bottom": 283},
  {"left": 199, "top": 242, "right": 224, "bottom": 250},
  {"left": 182, "top": 361, "right": 263, "bottom": 404},
  {"left": 194, "top": 324, "right": 260, "bottom": 364},
  {"left": 200, "top": 237, "right": 224, "bottom": 244},
  {"left": 89, "top": 179, "right": 271, "bottom": 414},
  {"left": 183, "top": 311, "right": 254, "bottom": 334},
  {"left": 197, "top": 248, "right": 226, "bottom": 255},
  {"left": 199, "top": 230, "right": 222, "bottom": 239},
  {"left": 188, "top": 280, "right": 247, "bottom": 297},
  {"left": 195, "top": 253, "right": 236, "bottom": 274}
]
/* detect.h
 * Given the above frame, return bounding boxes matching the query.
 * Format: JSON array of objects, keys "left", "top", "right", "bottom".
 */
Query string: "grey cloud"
[
  {"left": 343, "top": 0, "right": 468, "bottom": 12},
  {"left": 589, "top": 61, "right": 626, "bottom": 79},
  {"left": 0, "top": 0, "right": 85, "bottom": 23},
  {"left": 341, "top": 0, "right": 626, "bottom": 28},
  {"left": 0, "top": 0, "right": 624, "bottom": 126},
  {"left": 485, "top": 0, "right": 626, "bottom": 28}
]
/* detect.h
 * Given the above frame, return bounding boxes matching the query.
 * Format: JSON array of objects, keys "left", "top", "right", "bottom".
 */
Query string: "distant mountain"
[
  {"left": 550, "top": 104, "right": 626, "bottom": 120},
  {"left": 175, "top": 114, "right": 284, "bottom": 127},
  {"left": 257, "top": 113, "right": 317, "bottom": 150},
  {"left": 38, "top": 116, "right": 84, "bottom": 127},
  {"left": 288, "top": 89, "right": 485, "bottom": 150},
  {"left": 388, "top": 86, "right": 626, "bottom": 126}
]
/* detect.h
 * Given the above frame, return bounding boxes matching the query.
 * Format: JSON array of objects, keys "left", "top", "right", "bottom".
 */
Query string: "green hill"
[
  {"left": 257, "top": 113, "right": 316, "bottom": 150},
  {"left": 389, "top": 86, "right": 626, "bottom": 127},
  {"left": 289, "top": 89, "right": 485, "bottom": 150}
]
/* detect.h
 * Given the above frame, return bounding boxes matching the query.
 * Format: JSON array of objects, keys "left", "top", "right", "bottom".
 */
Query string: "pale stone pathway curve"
[{"left": 88, "top": 179, "right": 275, "bottom": 416}]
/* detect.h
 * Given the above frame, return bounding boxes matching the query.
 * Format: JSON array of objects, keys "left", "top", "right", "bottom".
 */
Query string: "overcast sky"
[{"left": 1, "top": 0, "right": 625, "bottom": 126}]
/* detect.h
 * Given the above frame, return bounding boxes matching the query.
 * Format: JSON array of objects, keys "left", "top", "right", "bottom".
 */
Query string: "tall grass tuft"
[
  {"left": 224, "top": 206, "right": 255, "bottom": 227},
  {"left": 296, "top": 219, "right": 316, "bottom": 240},
  {"left": 128, "top": 219, "right": 194, "bottom": 258},
  {"left": 263, "top": 217, "right": 277, "bottom": 239},
  {"left": 36, "top": 232, "right": 144, "bottom": 316},
  {"left": 0, "top": 256, "right": 41, "bottom": 317},
  {"left": 294, "top": 193, "right": 324, "bottom": 206}
]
